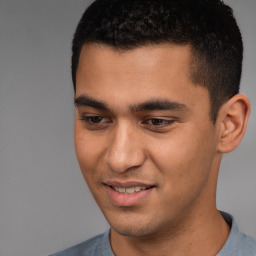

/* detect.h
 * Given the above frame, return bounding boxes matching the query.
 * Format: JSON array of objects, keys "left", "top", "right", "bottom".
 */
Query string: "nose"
[{"left": 104, "top": 122, "right": 146, "bottom": 173}]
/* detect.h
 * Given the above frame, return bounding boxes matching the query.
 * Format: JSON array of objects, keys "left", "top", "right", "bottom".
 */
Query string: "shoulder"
[
  {"left": 242, "top": 235, "right": 256, "bottom": 255},
  {"left": 230, "top": 233, "right": 256, "bottom": 256},
  {"left": 218, "top": 212, "right": 256, "bottom": 256},
  {"left": 235, "top": 232, "right": 256, "bottom": 255},
  {"left": 48, "top": 230, "right": 113, "bottom": 256}
]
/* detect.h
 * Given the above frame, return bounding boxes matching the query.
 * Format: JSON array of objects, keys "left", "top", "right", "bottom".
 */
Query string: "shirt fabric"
[{"left": 49, "top": 212, "right": 256, "bottom": 256}]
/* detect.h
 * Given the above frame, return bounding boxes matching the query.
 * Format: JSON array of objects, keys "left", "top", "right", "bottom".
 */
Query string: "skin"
[{"left": 74, "top": 43, "right": 250, "bottom": 256}]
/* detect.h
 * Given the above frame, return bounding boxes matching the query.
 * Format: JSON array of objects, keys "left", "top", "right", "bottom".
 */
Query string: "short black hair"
[{"left": 72, "top": 0, "right": 243, "bottom": 122}]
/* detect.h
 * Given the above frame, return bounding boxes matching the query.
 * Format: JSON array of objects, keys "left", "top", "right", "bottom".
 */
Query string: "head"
[
  {"left": 72, "top": 0, "right": 250, "bottom": 239},
  {"left": 72, "top": 0, "right": 243, "bottom": 122}
]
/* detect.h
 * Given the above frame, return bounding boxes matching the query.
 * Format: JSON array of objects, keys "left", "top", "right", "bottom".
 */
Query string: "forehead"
[
  {"left": 75, "top": 43, "right": 210, "bottom": 114},
  {"left": 77, "top": 43, "right": 192, "bottom": 83}
]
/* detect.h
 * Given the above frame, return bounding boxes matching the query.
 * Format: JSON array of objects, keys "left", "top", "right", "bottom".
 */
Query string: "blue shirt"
[{"left": 49, "top": 212, "right": 256, "bottom": 256}]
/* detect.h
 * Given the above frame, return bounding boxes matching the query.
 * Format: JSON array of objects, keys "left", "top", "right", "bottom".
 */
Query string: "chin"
[
  {"left": 107, "top": 214, "right": 163, "bottom": 238},
  {"left": 112, "top": 224, "right": 153, "bottom": 237}
]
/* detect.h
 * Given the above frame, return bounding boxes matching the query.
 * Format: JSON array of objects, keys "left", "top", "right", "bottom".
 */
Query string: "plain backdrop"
[{"left": 0, "top": 1, "right": 255, "bottom": 256}]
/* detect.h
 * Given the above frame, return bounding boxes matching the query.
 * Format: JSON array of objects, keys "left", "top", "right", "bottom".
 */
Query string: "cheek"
[
  {"left": 74, "top": 125, "right": 103, "bottom": 181},
  {"left": 150, "top": 126, "right": 216, "bottom": 191},
  {"left": 74, "top": 133, "right": 105, "bottom": 206},
  {"left": 74, "top": 131, "right": 90, "bottom": 168}
]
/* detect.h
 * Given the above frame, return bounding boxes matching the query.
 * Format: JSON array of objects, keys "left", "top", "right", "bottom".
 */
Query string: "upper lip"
[{"left": 104, "top": 180, "right": 154, "bottom": 188}]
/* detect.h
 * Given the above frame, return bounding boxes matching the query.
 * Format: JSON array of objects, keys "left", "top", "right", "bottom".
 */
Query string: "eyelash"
[
  {"left": 79, "top": 115, "right": 175, "bottom": 131},
  {"left": 142, "top": 118, "right": 174, "bottom": 127},
  {"left": 79, "top": 116, "right": 111, "bottom": 126}
]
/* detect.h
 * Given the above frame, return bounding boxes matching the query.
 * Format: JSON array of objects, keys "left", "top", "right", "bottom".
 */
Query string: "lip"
[
  {"left": 104, "top": 180, "right": 153, "bottom": 188},
  {"left": 104, "top": 181, "right": 154, "bottom": 207}
]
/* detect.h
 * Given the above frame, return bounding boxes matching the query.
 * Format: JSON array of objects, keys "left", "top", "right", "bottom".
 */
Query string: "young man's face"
[{"left": 74, "top": 43, "right": 221, "bottom": 237}]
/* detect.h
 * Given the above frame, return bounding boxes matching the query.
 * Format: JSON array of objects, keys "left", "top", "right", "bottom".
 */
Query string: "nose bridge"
[{"left": 105, "top": 121, "right": 145, "bottom": 172}]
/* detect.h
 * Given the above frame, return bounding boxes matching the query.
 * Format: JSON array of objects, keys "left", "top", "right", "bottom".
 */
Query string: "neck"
[{"left": 110, "top": 208, "right": 230, "bottom": 256}]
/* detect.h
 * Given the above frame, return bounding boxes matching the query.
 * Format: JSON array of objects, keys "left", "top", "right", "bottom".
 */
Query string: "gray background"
[{"left": 0, "top": 1, "right": 255, "bottom": 256}]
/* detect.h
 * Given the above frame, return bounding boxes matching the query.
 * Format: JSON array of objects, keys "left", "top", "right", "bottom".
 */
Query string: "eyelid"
[
  {"left": 79, "top": 114, "right": 112, "bottom": 125},
  {"left": 143, "top": 117, "right": 175, "bottom": 122},
  {"left": 142, "top": 117, "right": 176, "bottom": 128},
  {"left": 78, "top": 113, "right": 176, "bottom": 131}
]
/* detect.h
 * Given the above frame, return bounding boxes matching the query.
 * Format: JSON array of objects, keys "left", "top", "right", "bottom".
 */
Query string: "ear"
[{"left": 217, "top": 94, "right": 250, "bottom": 153}]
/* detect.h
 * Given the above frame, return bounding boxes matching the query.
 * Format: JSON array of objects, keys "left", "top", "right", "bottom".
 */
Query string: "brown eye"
[
  {"left": 151, "top": 119, "right": 165, "bottom": 126},
  {"left": 89, "top": 116, "right": 104, "bottom": 123},
  {"left": 79, "top": 115, "right": 112, "bottom": 130},
  {"left": 141, "top": 118, "right": 175, "bottom": 132},
  {"left": 148, "top": 118, "right": 173, "bottom": 126}
]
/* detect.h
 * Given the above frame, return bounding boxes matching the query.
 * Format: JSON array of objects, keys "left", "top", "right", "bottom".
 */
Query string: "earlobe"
[{"left": 217, "top": 94, "right": 250, "bottom": 153}]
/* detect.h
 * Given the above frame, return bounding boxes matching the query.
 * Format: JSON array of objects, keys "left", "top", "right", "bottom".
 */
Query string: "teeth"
[
  {"left": 135, "top": 186, "right": 141, "bottom": 192},
  {"left": 125, "top": 187, "right": 135, "bottom": 194},
  {"left": 119, "top": 187, "right": 125, "bottom": 193},
  {"left": 113, "top": 186, "right": 148, "bottom": 194}
]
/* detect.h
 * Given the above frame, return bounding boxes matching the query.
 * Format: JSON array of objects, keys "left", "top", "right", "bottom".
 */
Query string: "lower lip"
[{"left": 105, "top": 186, "right": 154, "bottom": 207}]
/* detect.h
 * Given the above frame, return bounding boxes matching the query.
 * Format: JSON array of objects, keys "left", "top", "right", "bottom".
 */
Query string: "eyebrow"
[
  {"left": 74, "top": 95, "right": 189, "bottom": 113},
  {"left": 130, "top": 100, "right": 189, "bottom": 113},
  {"left": 74, "top": 95, "right": 109, "bottom": 110}
]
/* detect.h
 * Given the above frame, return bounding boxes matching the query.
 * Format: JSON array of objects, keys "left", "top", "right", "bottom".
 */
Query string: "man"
[{"left": 50, "top": 0, "right": 256, "bottom": 255}]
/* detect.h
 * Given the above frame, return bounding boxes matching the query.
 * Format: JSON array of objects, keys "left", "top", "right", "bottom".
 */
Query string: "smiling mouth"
[
  {"left": 112, "top": 186, "right": 150, "bottom": 194},
  {"left": 105, "top": 183, "right": 154, "bottom": 206}
]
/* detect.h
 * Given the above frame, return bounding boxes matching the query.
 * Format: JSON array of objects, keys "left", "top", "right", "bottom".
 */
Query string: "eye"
[
  {"left": 142, "top": 117, "right": 175, "bottom": 132},
  {"left": 86, "top": 116, "right": 105, "bottom": 124},
  {"left": 79, "top": 115, "right": 112, "bottom": 129},
  {"left": 145, "top": 118, "right": 174, "bottom": 126}
]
